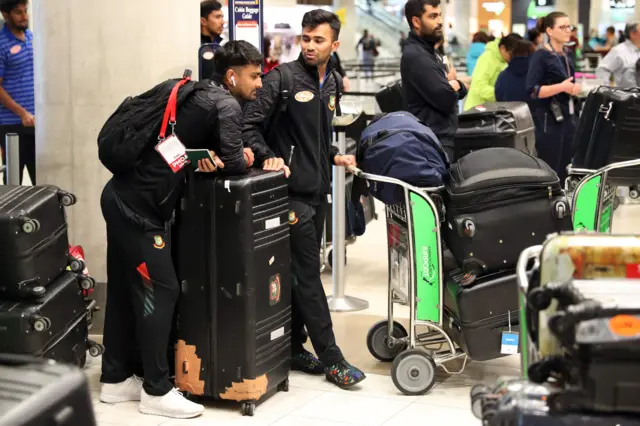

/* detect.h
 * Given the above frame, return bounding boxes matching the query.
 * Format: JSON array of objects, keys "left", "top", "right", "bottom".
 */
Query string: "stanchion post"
[
  {"left": 327, "top": 129, "right": 369, "bottom": 312},
  {"left": 5, "top": 133, "right": 20, "bottom": 185}
]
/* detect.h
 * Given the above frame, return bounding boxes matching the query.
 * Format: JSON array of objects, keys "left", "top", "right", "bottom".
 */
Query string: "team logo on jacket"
[
  {"left": 295, "top": 90, "right": 314, "bottom": 103},
  {"left": 288, "top": 210, "right": 299, "bottom": 225},
  {"left": 269, "top": 274, "right": 281, "bottom": 306},
  {"left": 153, "top": 235, "right": 166, "bottom": 249},
  {"left": 328, "top": 95, "right": 336, "bottom": 111},
  {"left": 9, "top": 45, "right": 21, "bottom": 55}
]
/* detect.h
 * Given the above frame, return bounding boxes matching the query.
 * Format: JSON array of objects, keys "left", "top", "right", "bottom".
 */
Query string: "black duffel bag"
[
  {"left": 375, "top": 80, "right": 405, "bottom": 114},
  {"left": 443, "top": 148, "right": 573, "bottom": 276}
]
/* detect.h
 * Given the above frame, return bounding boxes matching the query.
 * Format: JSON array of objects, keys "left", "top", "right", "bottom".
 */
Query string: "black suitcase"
[
  {"left": 0, "top": 355, "right": 96, "bottom": 426},
  {"left": 572, "top": 86, "right": 640, "bottom": 185},
  {"left": 443, "top": 148, "right": 572, "bottom": 276},
  {"left": 0, "top": 185, "right": 77, "bottom": 300},
  {"left": 455, "top": 102, "right": 536, "bottom": 160},
  {"left": 375, "top": 80, "right": 405, "bottom": 113},
  {"left": 174, "top": 170, "right": 291, "bottom": 416},
  {"left": 0, "top": 271, "right": 89, "bottom": 367},
  {"left": 443, "top": 269, "right": 520, "bottom": 361}
]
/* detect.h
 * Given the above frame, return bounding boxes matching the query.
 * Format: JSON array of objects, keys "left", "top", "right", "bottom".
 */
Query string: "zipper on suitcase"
[
  {"left": 450, "top": 185, "right": 561, "bottom": 213},
  {"left": 18, "top": 223, "right": 67, "bottom": 258}
]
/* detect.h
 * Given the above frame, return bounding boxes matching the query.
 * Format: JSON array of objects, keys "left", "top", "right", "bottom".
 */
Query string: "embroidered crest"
[
  {"left": 9, "top": 45, "right": 21, "bottom": 55},
  {"left": 153, "top": 235, "right": 166, "bottom": 249},
  {"left": 329, "top": 95, "right": 336, "bottom": 111},
  {"left": 294, "top": 91, "right": 314, "bottom": 103},
  {"left": 288, "top": 210, "right": 299, "bottom": 225},
  {"left": 269, "top": 275, "right": 281, "bottom": 306}
]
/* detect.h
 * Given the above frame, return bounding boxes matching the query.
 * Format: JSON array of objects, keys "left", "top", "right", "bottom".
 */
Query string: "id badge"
[
  {"left": 155, "top": 135, "right": 189, "bottom": 173},
  {"left": 569, "top": 98, "right": 575, "bottom": 115}
]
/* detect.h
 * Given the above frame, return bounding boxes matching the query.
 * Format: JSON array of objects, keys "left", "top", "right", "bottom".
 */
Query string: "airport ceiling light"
[{"left": 482, "top": 1, "right": 506, "bottom": 16}]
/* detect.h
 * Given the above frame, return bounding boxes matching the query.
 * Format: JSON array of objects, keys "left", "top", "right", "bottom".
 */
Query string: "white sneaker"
[
  {"left": 139, "top": 388, "right": 205, "bottom": 419},
  {"left": 100, "top": 375, "right": 143, "bottom": 403}
]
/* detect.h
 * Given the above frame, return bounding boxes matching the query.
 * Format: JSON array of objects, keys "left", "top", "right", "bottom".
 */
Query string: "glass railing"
[{"left": 354, "top": 0, "right": 406, "bottom": 33}]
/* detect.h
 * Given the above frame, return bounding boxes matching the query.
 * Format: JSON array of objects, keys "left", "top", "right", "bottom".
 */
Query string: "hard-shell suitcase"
[
  {"left": 0, "top": 355, "right": 96, "bottom": 426},
  {"left": 375, "top": 80, "right": 405, "bottom": 113},
  {"left": 0, "top": 185, "right": 77, "bottom": 300},
  {"left": 0, "top": 271, "right": 89, "bottom": 367},
  {"left": 455, "top": 102, "right": 536, "bottom": 160},
  {"left": 443, "top": 269, "right": 520, "bottom": 361},
  {"left": 572, "top": 86, "right": 640, "bottom": 185},
  {"left": 444, "top": 148, "right": 572, "bottom": 276},
  {"left": 174, "top": 170, "right": 291, "bottom": 416}
]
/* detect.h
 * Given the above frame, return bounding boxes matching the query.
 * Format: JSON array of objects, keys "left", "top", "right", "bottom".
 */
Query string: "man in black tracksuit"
[
  {"left": 98, "top": 41, "right": 268, "bottom": 419},
  {"left": 401, "top": 0, "right": 467, "bottom": 160},
  {"left": 243, "top": 10, "right": 366, "bottom": 389}
]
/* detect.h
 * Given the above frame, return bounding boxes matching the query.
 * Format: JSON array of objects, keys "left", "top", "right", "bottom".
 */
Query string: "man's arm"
[
  {"left": 242, "top": 71, "right": 280, "bottom": 165},
  {"left": 214, "top": 97, "right": 248, "bottom": 175},
  {"left": 401, "top": 50, "right": 459, "bottom": 114},
  {"left": 0, "top": 50, "right": 34, "bottom": 127},
  {"left": 595, "top": 48, "right": 620, "bottom": 83}
]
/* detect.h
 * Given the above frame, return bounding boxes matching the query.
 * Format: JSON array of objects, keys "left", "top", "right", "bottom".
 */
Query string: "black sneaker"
[
  {"left": 325, "top": 360, "right": 366, "bottom": 389},
  {"left": 291, "top": 350, "right": 325, "bottom": 375}
]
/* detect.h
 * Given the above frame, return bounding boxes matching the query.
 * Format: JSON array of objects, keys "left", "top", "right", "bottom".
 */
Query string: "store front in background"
[{"left": 478, "top": 0, "right": 512, "bottom": 37}]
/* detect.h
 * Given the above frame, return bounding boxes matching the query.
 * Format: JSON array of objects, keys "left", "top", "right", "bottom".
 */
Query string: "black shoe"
[
  {"left": 291, "top": 351, "right": 325, "bottom": 375},
  {"left": 325, "top": 360, "right": 366, "bottom": 389}
]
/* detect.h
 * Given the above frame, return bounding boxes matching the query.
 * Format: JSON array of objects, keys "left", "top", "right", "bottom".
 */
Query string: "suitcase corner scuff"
[
  {"left": 175, "top": 339, "right": 205, "bottom": 395},
  {"left": 218, "top": 375, "right": 268, "bottom": 402}
]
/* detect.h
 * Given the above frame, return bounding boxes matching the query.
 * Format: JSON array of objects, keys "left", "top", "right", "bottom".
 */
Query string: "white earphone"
[{"left": 231, "top": 76, "right": 236, "bottom": 87}]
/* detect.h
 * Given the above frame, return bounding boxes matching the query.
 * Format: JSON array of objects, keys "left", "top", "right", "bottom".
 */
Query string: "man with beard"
[
  {"left": 243, "top": 9, "right": 366, "bottom": 389},
  {"left": 0, "top": 0, "right": 34, "bottom": 184},
  {"left": 401, "top": 0, "right": 467, "bottom": 160},
  {"left": 200, "top": 0, "right": 224, "bottom": 47}
]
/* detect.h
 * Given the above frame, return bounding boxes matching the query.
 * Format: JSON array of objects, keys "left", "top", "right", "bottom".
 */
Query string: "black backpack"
[{"left": 97, "top": 70, "right": 208, "bottom": 175}]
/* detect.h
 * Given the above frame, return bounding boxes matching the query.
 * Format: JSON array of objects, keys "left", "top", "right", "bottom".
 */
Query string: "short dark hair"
[
  {"left": 404, "top": 0, "right": 440, "bottom": 30},
  {"left": 472, "top": 31, "right": 490, "bottom": 44},
  {"left": 213, "top": 40, "right": 263, "bottom": 76},
  {"left": 200, "top": 0, "right": 222, "bottom": 19},
  {"left": 301, "top": 9, "right": 341, "bottom": 41},
  {"left": 625, "top": 22, "right": 638, "bottom": 39},
  {"left": 512, "top": 40, "right": 535, "bottom": 57},
  {"left": 607, "top": 26, "right": 615, "bottom": 34},
  {"left": 0, "top": 0, "right": 27, "bottom": 14},
  {"left": 499, "top": 33, "right": 523, "bottom": 53}
]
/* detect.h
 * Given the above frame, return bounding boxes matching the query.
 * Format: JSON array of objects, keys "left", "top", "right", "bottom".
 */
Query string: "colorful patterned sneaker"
[
  {"left": 325, "top": 360, "right": 366, "bottom": 389},
  {"left": 291, "top": 350, "right": 325, "bottom": 375}
]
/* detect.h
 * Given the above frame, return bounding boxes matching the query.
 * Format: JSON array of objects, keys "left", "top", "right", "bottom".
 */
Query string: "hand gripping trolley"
[{"left": 349, "top": 166, "right": 468, "bottom": 395}]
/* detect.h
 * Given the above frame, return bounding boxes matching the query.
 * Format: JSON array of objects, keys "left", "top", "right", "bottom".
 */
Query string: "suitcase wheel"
[
  {"left": 470, "top": 384, "right": 491, "bottom": 419},
  {"left": 391, "top": 349, "right": 437, "bottom": 396},
  {"left": 21, "top": 218, "right": 40, "bottom": 234},
  {"left": 88, "top": 341, "right": 105, "bottom": 357},
  {"left": 31, "top": 316, "right": 51, "bottom": 332},
  {"left": 58, "top": 191, "right": 77, "bottom": 207},
  {"left": 630, "top": 188, "right": 640, "bottom": 199},
  {"left": 366, "top": 320, "right": 408, "bottom": 362},
  {"left": 241, "top": 401, "right": 256, "bottom": 417},
  {"left": 68, "top": 257, "right": 86, "bottom": 273},
  {"left": 277, "top": 378, "right": 289, "bottom": 392},
  {"left": 79, "top": 275, "right": 96, "bottom": 291}
]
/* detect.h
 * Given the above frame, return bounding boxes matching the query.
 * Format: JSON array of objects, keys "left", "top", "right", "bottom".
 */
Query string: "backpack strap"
[
  {"left": 332, "top": 69, "right": 343, "bottom": 117},
  {"left": 264, "top": 65, "right": 294, "bottom": 145}
]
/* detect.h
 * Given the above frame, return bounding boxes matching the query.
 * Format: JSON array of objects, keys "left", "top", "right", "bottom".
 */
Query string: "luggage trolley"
[
  {"left": 348, "top": 166, "right": 468, "bottom": 395},
  {"left": 566, "top": 158, "right": 640, "bottom": 233}
]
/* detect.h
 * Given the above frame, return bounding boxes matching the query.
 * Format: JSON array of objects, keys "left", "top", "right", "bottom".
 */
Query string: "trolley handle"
[
  {"left": 347, "top": 165, "right": 445, "bottom": 193},
  {"left": 517, "top": 245, "right": 543, "bottom": 293}
]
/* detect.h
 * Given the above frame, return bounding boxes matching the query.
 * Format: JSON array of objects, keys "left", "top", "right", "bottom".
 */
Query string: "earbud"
[{"left": 231, "top": 76, "right": 236, "bottom": 87}]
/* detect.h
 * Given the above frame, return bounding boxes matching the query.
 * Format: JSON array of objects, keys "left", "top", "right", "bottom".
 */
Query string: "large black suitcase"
[
  {"left": 375, "top": 80, "right": 405, "bottom": 113},
  {"left": 572, "top": 86, "right": 640, "bottom": 185},
  {"left": 0, "top": 355, "right": 96, "bottom": 426},
  {"left": 455, "top": 102, "right": 536, "bottom": 160},
  {"left": 444, "top": 148, "right": 572, "bottom": 276},
  {"left": 0, "top": 185, "right": 76, "bottom": 300},
  {"left": 174, "top": 170, "right": 291, "bottom": 416},
  {"left": 0, "top": 271, "right": 89, "bottom": 367},
  {"left": 443, "top": 269, "right": 520, "bottom": 361}
]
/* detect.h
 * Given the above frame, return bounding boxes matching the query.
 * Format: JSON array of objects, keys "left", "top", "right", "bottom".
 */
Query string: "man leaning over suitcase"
[
  {"left": 243, "top": 9, "right": 367, "bottom": 389},
  {"left": 98, "top": 41, "right": 284, "bottom": 419}
]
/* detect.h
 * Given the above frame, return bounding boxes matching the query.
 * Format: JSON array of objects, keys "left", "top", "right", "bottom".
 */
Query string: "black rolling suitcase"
[
  {"left": 0, "top": 271, "right": 91, "bottom": 367},
  {"left": 443, "top": 148, "right": 572, "bottom": 276},
  {"left": 174, "top": 170, "right": 291, "bottom": 416},
  {"left": 572, "top": 86, "right": 640, "bottom": 185},
  {"left": 0, "top": 355, "right": 96, "bottom": 426},
  {"left": 443, "top": 269, "right": 520, "bottom": 361},
  {"left": 375, "top": 80, "right": 405, "bottom": 113},
  {"left": 455, "top": 102, "right": 536, "bottom": 160},
  {"left": 0, "top": 185, "right": 77, "bottom": 300}
]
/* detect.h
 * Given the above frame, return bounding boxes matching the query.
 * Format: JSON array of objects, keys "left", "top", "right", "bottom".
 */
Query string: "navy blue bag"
[{"left": 359, "top": 112, "right": 450, "bottom": 205}]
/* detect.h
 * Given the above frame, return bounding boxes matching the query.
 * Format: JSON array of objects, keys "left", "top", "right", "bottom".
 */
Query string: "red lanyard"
[{"left": 158, "top": 76, "right": 191, "bottom": 141}]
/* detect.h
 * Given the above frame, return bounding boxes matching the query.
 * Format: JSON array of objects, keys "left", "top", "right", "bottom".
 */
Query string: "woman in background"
[
  {"left": 466, "top": 32, "right": 490, "bottom": 76},
  {"left": 526, "top": 12, "right": 581, "bottom": 183},
  {"left": 495, "top": 39, "right": 536, "bottom": 104}
]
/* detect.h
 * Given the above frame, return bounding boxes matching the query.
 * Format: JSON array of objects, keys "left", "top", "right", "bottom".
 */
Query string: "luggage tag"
[
  {"left": 156, "top": 134, "right": 189, "bottom": 173},
  {"left": 500, "top": 311, "right": 519, "bottom": 355}
]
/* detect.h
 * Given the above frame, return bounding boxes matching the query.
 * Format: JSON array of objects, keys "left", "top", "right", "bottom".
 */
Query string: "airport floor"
[{"left": 85, "top": 200, "right": 640, "bottom": 426}]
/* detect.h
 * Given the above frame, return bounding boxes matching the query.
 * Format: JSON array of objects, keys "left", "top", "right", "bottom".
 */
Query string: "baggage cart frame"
[
  {"left": 567, "top": 158, "right": 640, "bottom": 233},
  {"left": 349, "top": 167, "right": 468, "bottom": 396}
]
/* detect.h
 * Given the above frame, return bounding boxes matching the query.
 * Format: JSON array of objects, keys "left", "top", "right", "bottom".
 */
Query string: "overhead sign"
[
  {"left": 228, "top": 0, "right": 264, "bottom": 53},
  {"left": 482, "top": 1, "right": 506, "bottom": 15}
]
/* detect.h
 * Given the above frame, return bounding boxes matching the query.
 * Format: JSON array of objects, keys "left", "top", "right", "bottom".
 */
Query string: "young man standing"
[
  {"left": 98, "top": 41, "right": 277, "bottom": 419},
  {"left": 0, "top": 0, "right": 34, "bottom": 184},
  {"left": 200, "top": 0, "right": 224, "bottom": 48},
  {"left": 243, "top": 9, "right": 366, "bottom": 389}
]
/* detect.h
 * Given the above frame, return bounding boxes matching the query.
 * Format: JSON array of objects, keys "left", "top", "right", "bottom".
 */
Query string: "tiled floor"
[{"left": 86, "top": 202, "right": 640, "bottom": 425}]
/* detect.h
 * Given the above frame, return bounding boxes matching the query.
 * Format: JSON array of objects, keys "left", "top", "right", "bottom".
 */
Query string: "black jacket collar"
[
  {"left": 407, "top": 31, "right": 436, "bottom": 53},
  {"left": 296, "top": 53, "right": 337, "bottom": 79}
]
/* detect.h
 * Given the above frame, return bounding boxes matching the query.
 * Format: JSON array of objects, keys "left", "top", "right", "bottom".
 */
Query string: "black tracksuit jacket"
[{"left": 243, "top": 56, "right": 341, "bottom": 204}]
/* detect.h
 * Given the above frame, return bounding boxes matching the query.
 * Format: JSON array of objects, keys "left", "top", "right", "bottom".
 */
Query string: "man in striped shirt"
[{"left": 0, "top": 0, "right": 34, "bottom": 185}]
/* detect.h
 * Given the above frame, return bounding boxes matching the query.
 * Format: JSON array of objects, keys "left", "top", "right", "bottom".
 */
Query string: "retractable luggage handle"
[{"left": 158, "top": 70, "right": 192, "bottom": 141}]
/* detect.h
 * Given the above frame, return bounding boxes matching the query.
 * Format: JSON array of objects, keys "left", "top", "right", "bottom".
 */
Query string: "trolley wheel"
[
  {"left": 88, "top": 342, "right": 105, "bottom": 357},
  {"left": 470, "top": 385, "right": 491, "bottom": 419},
  {"left": 69, "top": 257, "right": 85, "bottom": 273},
  {"left": 630, "top": 189, "right": 640, "bottom": 199},
  {"left": 366, "top": 320, "right": 408, "bottom": 362},
  {"left": 21, "top": 218, "right": 40, "bottom": 234},
  {"left": 79, "top": 276, "right": 96, "bottom": 291},
  {"left": 241, "top": 401, "right": 256, "bottom": 417},
  {"left": 277, "top": 378, "right": 290, "bottom": 392},
  {"left": 391, "top": 349, "right": 437, "bottom": 396},
  {"left": 528, "top": 287, "right": 552, "bottom": 311},
  {"left": 32, "top": 316, "right": 51, "bottom": 332}
]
